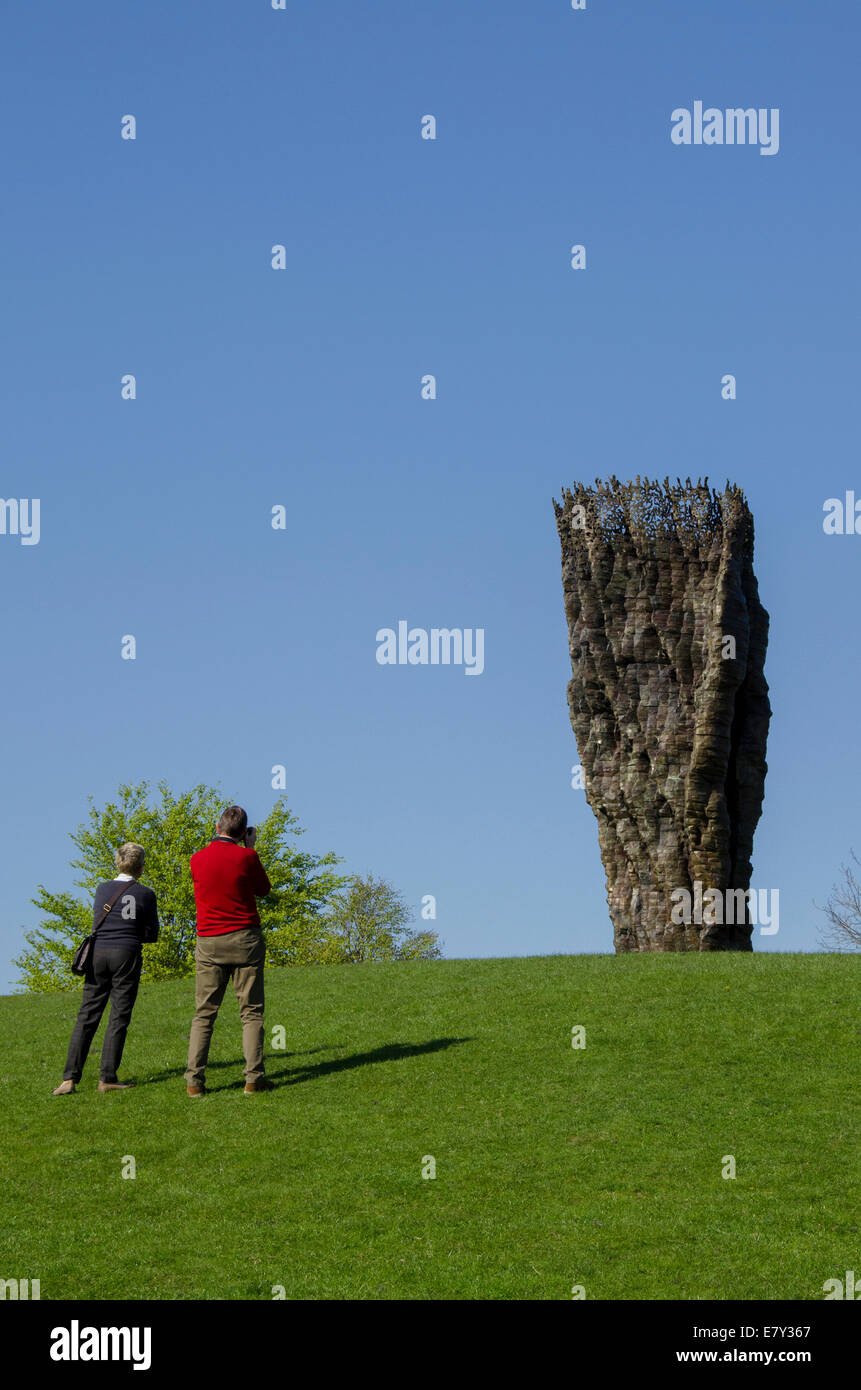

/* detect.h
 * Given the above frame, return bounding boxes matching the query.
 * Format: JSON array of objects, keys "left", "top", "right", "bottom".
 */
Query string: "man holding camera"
[{"left": 185, "top": 805, "right": 273, "bottom": 1097}]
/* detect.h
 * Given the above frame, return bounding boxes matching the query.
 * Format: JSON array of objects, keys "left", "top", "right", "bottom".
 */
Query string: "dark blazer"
[{"left": 92, "top": 879, "right": 160, "bottom": 950}]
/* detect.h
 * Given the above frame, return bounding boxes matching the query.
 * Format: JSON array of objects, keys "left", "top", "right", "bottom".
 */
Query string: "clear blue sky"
[{"left": 2, "top": 1, "right": 859, "bottom": 990}]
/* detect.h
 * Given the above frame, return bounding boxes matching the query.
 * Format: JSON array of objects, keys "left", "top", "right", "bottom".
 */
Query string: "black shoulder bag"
[{"left": 71, "top": 880, "right": 134, "bottom": 977}]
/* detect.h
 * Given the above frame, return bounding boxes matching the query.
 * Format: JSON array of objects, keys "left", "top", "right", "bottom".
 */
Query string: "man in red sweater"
[{"left": 185, "top": 804, "right": 273, "bottom": 1097}]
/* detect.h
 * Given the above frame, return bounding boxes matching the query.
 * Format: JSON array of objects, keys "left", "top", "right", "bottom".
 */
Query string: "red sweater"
[{"left": 190, "top": 838, "right": 272, "bottom": 936}]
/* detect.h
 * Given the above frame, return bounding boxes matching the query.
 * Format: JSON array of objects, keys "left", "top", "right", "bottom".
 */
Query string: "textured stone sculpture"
[{"left": 554, "top": 476, "right": 770, "bottom": 952}]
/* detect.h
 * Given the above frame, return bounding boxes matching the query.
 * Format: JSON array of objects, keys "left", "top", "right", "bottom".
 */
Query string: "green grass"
[{"left": 0, "top": 953, "right": 858, "bottom": 1300}]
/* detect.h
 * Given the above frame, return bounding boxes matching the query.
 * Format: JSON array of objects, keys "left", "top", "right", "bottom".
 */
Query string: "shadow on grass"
[
  {"left": 136, "top": 1045, "right": 342, "bottom": 1087},
  {"left": 137, "top": 1037, "right": 473, "bottom": 1092},
  {"left": 265, "top": 1037, "right": 474, "bottom": 1092}
]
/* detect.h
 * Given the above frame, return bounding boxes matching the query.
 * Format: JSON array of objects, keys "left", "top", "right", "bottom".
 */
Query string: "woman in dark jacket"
[{"left": 52, "top": 842, "right": 160, "bottom": 1095}]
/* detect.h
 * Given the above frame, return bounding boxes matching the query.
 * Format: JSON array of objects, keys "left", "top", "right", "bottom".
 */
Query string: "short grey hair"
[{"left": 115, "top": 842, "right": 145, "bottom": 876}]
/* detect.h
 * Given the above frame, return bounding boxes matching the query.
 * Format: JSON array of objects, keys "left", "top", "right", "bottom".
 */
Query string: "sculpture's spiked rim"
[{"left": 553, "top": 475, "right": 753, "bottom": 548}]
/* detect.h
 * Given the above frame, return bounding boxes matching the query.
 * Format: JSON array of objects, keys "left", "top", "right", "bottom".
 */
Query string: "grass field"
[{"left": 0, "top": 953, "right": 857, "bottom": 1300}]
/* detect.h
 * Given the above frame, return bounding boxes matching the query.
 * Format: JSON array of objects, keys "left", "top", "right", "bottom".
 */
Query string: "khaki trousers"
[{"left": 185, "top": 927, "right": 266, "bottom": 1086}]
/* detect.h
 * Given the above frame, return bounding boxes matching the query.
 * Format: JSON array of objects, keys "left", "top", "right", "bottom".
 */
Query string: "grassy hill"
[{"left": 0, "top": 953, "right": 857, "bottom": 1300}]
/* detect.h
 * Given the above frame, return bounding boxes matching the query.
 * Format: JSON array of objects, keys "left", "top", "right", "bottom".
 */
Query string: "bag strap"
[{"left": 94, "top": 879, "right": 135, "bottom": 935}]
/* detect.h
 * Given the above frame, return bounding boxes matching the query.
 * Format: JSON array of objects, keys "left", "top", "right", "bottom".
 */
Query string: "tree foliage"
[
  {"left": 13, "top": 781, "right": 346, "bottom": 992},
  {"left": 318, "top": 873, "right": 442, "bottom": 964}
]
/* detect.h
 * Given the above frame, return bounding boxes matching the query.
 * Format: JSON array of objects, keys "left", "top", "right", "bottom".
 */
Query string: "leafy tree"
[
  {"left": 13, "top": 781, "right": 346, "bottom": 992},
  {"left": 815, "top": 851, "right": 861, "bottom": 951},
  {"left": 318, "top": 874, "right": 442, "bottom": 964}
]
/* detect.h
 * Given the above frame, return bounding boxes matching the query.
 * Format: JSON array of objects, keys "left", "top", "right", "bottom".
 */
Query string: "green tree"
[
  {"left": 318, "top": 874, "right": 442, "bottom": 964},
  {"left": 13, "top": 781, "right": 346, "bottom": 993}
]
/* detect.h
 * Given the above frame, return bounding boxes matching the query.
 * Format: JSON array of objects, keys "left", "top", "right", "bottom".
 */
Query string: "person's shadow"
[
  {"left": 138, "top": 1037, "right": 472, "bottom": 1091},
  {"left": 265, "top": 1037, "right": 472, "bottom": 1090}
]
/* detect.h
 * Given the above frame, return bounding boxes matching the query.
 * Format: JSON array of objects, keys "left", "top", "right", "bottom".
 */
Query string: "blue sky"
[{"left": 2, "top": 1, "right": 859, "bottom": 989}]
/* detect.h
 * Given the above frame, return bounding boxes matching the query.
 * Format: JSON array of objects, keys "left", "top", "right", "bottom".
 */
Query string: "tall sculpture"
[{"left": 554, "top": 476, "right": 770, "bottom": 952}]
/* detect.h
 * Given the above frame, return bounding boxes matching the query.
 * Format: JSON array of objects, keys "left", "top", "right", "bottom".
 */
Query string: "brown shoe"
[
  {"left": 244, "top": 1078, "right": 275, "bottom": 1094},
  {"left": 187, "top": 1085, "right": 206, "bottom": 1098},
  {"left": 98, "top": 1080, "right": 135, "bottom": 1092},
  {"left": 52, "top": 1080, "right": 76, "bottom": 1096}
]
